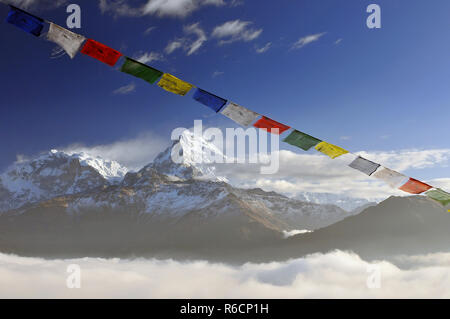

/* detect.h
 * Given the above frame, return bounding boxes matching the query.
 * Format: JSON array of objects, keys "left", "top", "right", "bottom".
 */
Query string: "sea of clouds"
[{"left": 1, "top": 250, "right": 450, "bottom": 298}]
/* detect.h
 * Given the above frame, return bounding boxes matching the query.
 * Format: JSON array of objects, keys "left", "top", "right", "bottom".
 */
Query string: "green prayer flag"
[
  {"left": 283, "top": 130, "right": 322, "bottom": 151},
  {"left": 426, "top": 189, "right": 450, "bottom": 206},
  {"left": 120, "top": 57, "right": 163, "bottom": 84}
]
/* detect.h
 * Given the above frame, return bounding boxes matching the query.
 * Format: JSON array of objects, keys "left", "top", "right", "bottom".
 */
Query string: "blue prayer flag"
[
  {"left": 6, "top": 6, "right": 44, "bottom": 37},
  {"left": 193, "top": 88, "right": 227, "bottom": 113}
]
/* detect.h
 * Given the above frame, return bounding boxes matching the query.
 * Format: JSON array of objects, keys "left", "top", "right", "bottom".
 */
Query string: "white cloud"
[
  {"left": 357, "top": 149, "right": 450, "bottom": 172},
  {"left": 112, "top": 83, "right": 136, "bottom": 95},
  {"left": 165, "top": 22, "right": 207, "bottom": 56},
  {"left": 291, "top": 32, "right": 326, "bottom": 50},
  {"left": 429, "top": 178, "right": 450, "bottom": 191},
  {"left": 212, "top": 71, "right": 224, "bottom": 78},
  {"left": 183, "top": 22, "right": 207, "bottom": 55},
  {"left": 229, "top": 0, "right": 243, "bottom": 7},
  {"left": 63, "top": 132, "right": 169, "bottom": 171},
  {"left": 144, "top": 26, "right": 157, "bottom": 35},
  {"left": 2, "top": 251, "right": 450, "bottom": 298},
  {"left": 255, "top": 42, "right": 272, "bottom": 54},
  {"left": 99, "top": 0, "right": 225, "bottom": 18},
  {"left": 213, "top": 148, "right": 450, "bottom": 201},
  {"left": 133, "top": 51, "right": 164, "bottom": 64},
  {"left": 212, "top": 20, "right": 262, "bottom": 45},
  {"left": 59, "top": 127, "right": 450, "bottom": 200},
  {"left": 335, "top": 38, "right": 343, "bottom": 45},
  {"left": 165, "top": 39, "right": 184, "bottom": 54}
]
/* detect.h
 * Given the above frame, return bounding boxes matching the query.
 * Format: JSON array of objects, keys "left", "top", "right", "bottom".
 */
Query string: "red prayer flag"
[
  {"left": 81, "top": 39, "right": 122, "bottom": 67},
  {"left": 253, "top": 116, "right": 291, "bottom": 135},
  {"left": 399, "top": 178, "right": 433, "bottom": 194}
]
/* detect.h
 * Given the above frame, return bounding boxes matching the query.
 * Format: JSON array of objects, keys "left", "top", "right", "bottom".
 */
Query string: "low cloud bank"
[{"left": 1, "top": 251, "right": 450, "bottom": 298}]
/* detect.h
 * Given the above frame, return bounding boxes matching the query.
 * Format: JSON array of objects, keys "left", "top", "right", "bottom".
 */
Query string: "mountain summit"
[{"left": 147, "top": 130, "right": 228, "bottom": 181}]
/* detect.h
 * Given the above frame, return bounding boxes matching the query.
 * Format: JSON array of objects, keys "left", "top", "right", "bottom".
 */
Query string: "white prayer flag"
[
  {"left": 372, "top": 167, "right": 408, "bottom": 188},
  {"left": 220, "top": 102, "right": 260, "bottom": 127},
  {"left": 47, "top": 23, "right": 86, "bottom": 59}
]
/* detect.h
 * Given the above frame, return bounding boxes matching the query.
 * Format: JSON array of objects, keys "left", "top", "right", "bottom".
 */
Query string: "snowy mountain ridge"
[
  {"left": 0, "top": 130, "right": 368, "bottom": 231},
  {"left": 0, "top": 149, "right": 127, "bottom": 212}
]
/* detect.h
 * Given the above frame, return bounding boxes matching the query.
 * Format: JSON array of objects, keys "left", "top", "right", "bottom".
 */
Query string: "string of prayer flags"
[
  {"left": 399, "top": 178, "right": 433, "bottom": 194},
  {"left": 120, "top": 57, "right": 163, "bottom": 84},
  {"left": 47, "top": 23, "right": 86, "bottom": 59},
  {"left": 6, "top": 6, "right": 44, "bottom": 37},
  {"left": 221, "top": 102, "right": 260, "bottom": 127},
  {"left": 3, "top": 5, "right": 449, "bottom": 205},
  {"left": 348, "top": 156, "right": 381, "bottom": 176},
  {"left": 283, "top": 130, "right": 322, "bottom": 151},
  {"left": 425, "top": 189, "right": 450, "bottom": 206},
  {"left": 315, "top": 141, "right": 349, "bottom": 159},
  {"left": 81, "top": 39, "right": 122, "bottom": 67},
  {"left": 193, "top": 88, "right": 227, "bottom": 113},
  {"left": 157, "top": 73, "right": 193, "bottom": 96},
  {"left": 372, "top": 167, "right": 408, "bottom": 188},
  {"left": 253, "top": 116, "right": 291, "bottom": 135}
]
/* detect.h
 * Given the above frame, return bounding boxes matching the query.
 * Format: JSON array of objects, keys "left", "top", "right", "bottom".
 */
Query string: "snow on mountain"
[
  {"left": 0, "top": 130, "right": 354, "bottom": 233},
  {"left": 66, "top": 151, "right": 128, "bottom": 182},
  {"left": 0, "top": 131, "right": 367, "bottom": 257},
  {"left": 0, "top": 150, "right": 127, "bottom": 212},
  {"left": 149, "top": 130, "right": 228, "bottom": 182}
]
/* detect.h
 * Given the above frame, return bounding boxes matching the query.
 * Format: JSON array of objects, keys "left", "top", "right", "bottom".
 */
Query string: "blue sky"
[{"left": 0, "top": 0, "right": 449, "bottom": 192}]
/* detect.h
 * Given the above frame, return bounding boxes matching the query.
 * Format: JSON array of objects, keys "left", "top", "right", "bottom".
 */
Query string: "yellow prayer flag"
[
  {"left": 315, "top": 141, "right": 349, "bottom": 159},
  {"left": 157, "top": 73, "right": 193, "bottom": 96}
]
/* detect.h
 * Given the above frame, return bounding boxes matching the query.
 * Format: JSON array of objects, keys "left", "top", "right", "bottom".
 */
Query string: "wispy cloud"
[
  {"left": 255, "top": 42, "right": 272, "bottom": 54},
  {"left": 212, "top": 71, "right": 224, "bottom": 78},
  {"left": 165, "top": 22, "right": 207, "bottom": 56},
  {"left": 229, "top": 0, "right": 243, "bottom": 7},
  {"left": 212, "top": 20, "right": 263, "bottom": 45},
  {"left": 63, "top": 131, "right": 168, "bottom": 171},
  {"left": 133, "top": 51, "right": 164, "bottom": 64},
  {"left": 184, "top": 22, "right": 207, "bottom": 55},
  {"left": 165, "top": 40, "right": 184, "bottom": 54},
  {"left": 291, "top": 32, "right": 327, "bottom": 50},
  {"left": 99, "top": 0, "right": 225, "bottom": 18},
  {"left": 335, "top": 38, "right": 343, "bottom": 45},
  {"left": 113, "top": 83, "right": 136, "bottom": 95},
  {"left": 144, "top": 26, "right": 157, "bottom": 35}
]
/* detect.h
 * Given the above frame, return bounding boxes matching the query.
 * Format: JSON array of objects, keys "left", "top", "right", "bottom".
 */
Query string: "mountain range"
[
  {"left": 0, "top": 130, "right": 447, "bottom": 262},
  {"left": 0, "top": 131, "right": 353, "bottom": 258}
]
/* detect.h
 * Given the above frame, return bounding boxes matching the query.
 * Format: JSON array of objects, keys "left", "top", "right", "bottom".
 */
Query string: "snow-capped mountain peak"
[
  {"left": 150, "top": 130, "right": 228, "bottom": 182},
  {"left": 62, "top": 150, "right": 128, "bottom": 182},
  {"left": 0, "top": 149, "right": 127, "bottom": 211}
]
